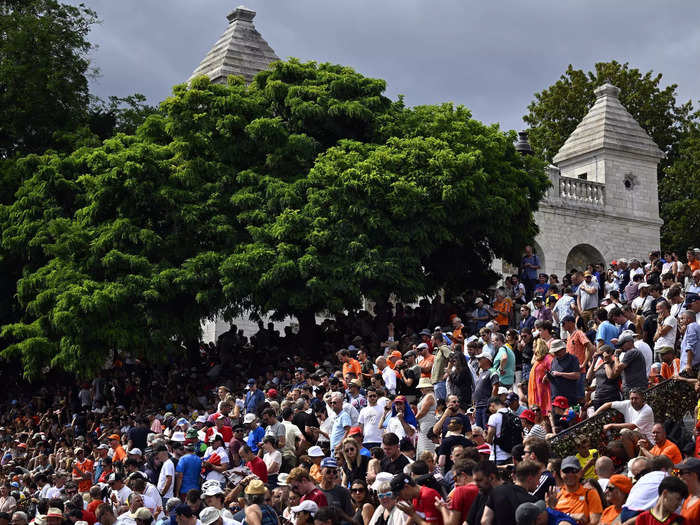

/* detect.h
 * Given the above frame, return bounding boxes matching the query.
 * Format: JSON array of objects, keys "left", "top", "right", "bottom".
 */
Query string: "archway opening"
[
  {"left": 532, "top": 241, "right": 546, "bottom": 275},
  {"left": 566, "top": 244, "right": 605, "bottom": 274}
]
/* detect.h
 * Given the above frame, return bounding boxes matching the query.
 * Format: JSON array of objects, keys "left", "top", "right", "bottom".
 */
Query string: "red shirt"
[
  {"left": 302, "top": 488, "right": 328, "bottom": 507},
  {"left": 634, "top": 509, "right": 684, "bottom": 525},
  {"left": 412, "top": 486, "right": 443, "bottom": 525},
  {"left": 246, "top": 456, "right": 268, "bottom": 483},
  {"left": 449, "top": 484, "right": 478, "bottom": 523},
  {"left": 206, "top": 425, "right": 233, "bottom": 443},
  {"left": 81, "top": 509, "right": 97, "bottom": 525}
]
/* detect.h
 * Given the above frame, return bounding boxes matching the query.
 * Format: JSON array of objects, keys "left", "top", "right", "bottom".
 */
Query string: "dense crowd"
[{"left": 1, "top": 246, "right": 700, "bottom": 525}]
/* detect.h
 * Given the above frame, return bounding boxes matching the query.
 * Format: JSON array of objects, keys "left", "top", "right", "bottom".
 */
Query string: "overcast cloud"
[{"left": 77, "top": 1, "right": 700, "bottom": 132}]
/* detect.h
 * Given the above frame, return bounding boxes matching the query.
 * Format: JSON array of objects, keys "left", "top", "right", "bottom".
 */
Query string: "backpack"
[{"left": 494, "top": 410, "right": 523, "bottom": 453}]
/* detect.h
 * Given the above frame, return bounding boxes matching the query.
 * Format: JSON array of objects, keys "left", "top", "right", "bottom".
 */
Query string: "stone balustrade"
[{"left": 559, "top": 176, "right": 605, "bottom": 207}]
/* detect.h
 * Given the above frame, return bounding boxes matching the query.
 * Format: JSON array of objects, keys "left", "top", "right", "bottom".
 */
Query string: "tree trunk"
[{"left": 297, "top": 309, "right": 318, "bottom": 357}]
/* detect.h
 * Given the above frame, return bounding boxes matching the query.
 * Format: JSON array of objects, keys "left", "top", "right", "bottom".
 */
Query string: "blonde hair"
[
  {"left": 532, "top": 338, "right": 549, "bottom": 364},
  {"left": 341, "top": 437, "right": 363, "bottom": 469}
]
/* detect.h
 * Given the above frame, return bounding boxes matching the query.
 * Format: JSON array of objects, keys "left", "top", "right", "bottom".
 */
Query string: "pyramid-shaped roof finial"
[
  {"left": 553, "top": 84, "right": 663, "bottom": 164},
  {"left": 189, "top": 5, "right": 279, "bottom": 85}
]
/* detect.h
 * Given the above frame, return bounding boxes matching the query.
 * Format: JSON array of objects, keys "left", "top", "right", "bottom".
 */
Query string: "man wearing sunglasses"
[
  {"left": 551, "top": 456, "right": 602, "bottom": 525},
  {"left": 318, "top": 458, "right": 354, "bottom": 523}
]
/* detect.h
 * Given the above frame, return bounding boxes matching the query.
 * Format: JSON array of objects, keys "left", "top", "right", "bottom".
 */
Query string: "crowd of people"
[{"left": 1, "top": 246, "right": 700, "bottom": 525}]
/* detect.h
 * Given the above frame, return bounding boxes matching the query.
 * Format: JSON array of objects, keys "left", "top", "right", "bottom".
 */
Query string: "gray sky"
[{"left": 80, "top": 1, "right": 700, "bottom": 132}]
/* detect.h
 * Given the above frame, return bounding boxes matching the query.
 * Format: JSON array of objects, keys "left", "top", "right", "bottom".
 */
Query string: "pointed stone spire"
[
  {"left": 189, "top": 5, "right": 279, "bottom": 85},
  {"left": 553, "top": 83, "right": 663, "bottom": 163}
]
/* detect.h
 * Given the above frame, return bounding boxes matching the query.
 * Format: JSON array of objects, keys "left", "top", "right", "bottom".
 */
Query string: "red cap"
[
  {"left": 389, "top": 350, "right": 402, "bottom": 360},
  {"left": 348, "top": 426, "right": 363, "bottom": 437},
  {"left": 519, "top": 409, "right": 536, "bottom": 424},
  {"left": 17, "top": 443, "right": 27, "bottom": 449},
  {"left": 552, "top": 396, "right": 569, "bottom": 410},
  {"left": 477, "top": 444, "right": 491, "bottom": 455},
  {"left": 267, "top": 388, "right": 278, "bottom": 398},
  {"left": 611, "top": 260, "right": 618, "bottom": 266}
]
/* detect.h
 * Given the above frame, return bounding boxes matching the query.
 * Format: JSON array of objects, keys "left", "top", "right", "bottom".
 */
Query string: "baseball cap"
[
  {"left": 584, "top": 271, "right": 592, "bottom": 277},
  {"left": 475, "top": 351, "right": 492, "bottom": 362},
  {"left": 608, "top": 474, "right": 633, "bottom": 494},
  {"left": 497, "top": 387, "right": 508, "bottom": 395},
  {"left": 552, "top": 396, "right": 569, "bottom": 410},
  {"left": 419, "top": 329, "right": 432, "bottom": 336},
  {"left": 243, "top": 413, "right": 256, "bottom": 424},
  {"left": 208, "top": 433, "right": 223, "bottom": 443},
  {"left": 638, "top": 282, "right": 650, "bottom": 289},
  {"left": 320, "top": 457, "right": 338, "bottom": 469},
  {"left": 561, "top": 456, "right": 582, "bottom": 471},
  {"left": 46, "top": 509, "right": 63, "bottom": 519},
  {"left": 132, "top": 508, "right": 152, "bottom": 521},
  {"left": 128, "top": 448, "right": 142, "bottom": 456},
  {"left": 291, "top": 500, "right": 319, "bottom": 516},
  {"left": 515, "top": 500, "right": 545, "bottom": 525},
  {"left": 199, "top": 508, "right": 221, "bottom": 525},
  {"left": 247, "top": 378, "right": 256, "bottom": 385},
  {"left": 616, "top": 332, "right": 635, "bottom": 347},
  {"left": 108, "top": 434, "right": 120, "bottom": 441},
  {"left": 307, "top": 446, "right": 324, "bottom": 457},
  {"left": 97, "top": 444, "right": 109, "bottom": 450},
  {"left": 170, "top": 431, "right": 186, "bottom": 443},
  {"left": 417, "top": 343, "right": 429, "bottom": 350},
  {"left": 348, "top": 427, "right": 363, "bottom": 437},
  {"left": 506, "top": 392, "right": 519, "bottom": 403},
  {"left": 267, "top": 388, "right": 278, "bottom": 398},
  {"left": 389, "top": 473, "right": 413, "bottom": 494},
  {"left": 685, "top": 293, "right": 700, "bottom": 307},
  {"left": 675, "top": 457, "right": 700, "bottom": 473}
]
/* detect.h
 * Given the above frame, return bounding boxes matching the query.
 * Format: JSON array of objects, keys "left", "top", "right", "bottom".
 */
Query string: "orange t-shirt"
[
  {"left": 649, "top": 439, "right": 683, "bottom": 465},
  {"left": 555, "top": 485, "right": 603, "bottom": 519},
  {"left": 566, "top": 330, "right": 591, "bottom": 369},
  {"left": 112, "top": 445, "right": 127, "bottom": 463},
  {"left": 600, "top": 505, "right": 621, "bottom": 524},
  {"left": 689, "top": 260, "right": 700, "bottom": 273},
  {"left": 660, "top": 359, "right": 681, "bottom": 380},
  {"left": 342, "top": 358, "right": 362, "bottom": 379},
  {"left": 493, "top": 298, "right": 512, "bottom": 327},
  {"left": 420, "top": 354, "right": 434, "bottom": 378},
  {"left": 73, "top": 458, "right": 94, "bottom": 492},
  {"left": 681, "top": 496, "right": 700, "bottom": 523}
]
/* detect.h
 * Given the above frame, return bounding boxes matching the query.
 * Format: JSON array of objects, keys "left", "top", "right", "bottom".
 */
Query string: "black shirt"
[
  {"left": 485, "top": 483, "right": 537, "bottom": 525},
  {"left": 380, "top": 454, "right": 409, "bottom": 475},
  {"left": 550, "top": 353, "right": 580, "bottom": 403},
  {"left": 127, "top": 426, "right": 148, "bottom": 451},
  {"left": 292, "top": 411, "right": 320, "bottom": 443},
  {"left": 437, "top": 435, "right": 474, "bottom": 472}
]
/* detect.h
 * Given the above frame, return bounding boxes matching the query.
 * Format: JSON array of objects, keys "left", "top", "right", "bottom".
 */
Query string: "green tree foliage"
[
  {"left": 2, "top": 60, "right": 548, "bottom": 378},
  {"left": 659, "top": 118, "right": 700, "bottom": 253},
  {"left": 523, "top": 61, "right": 693, "bottom": 166},
  {"left": 0, "top": 0, "right": 97, "bottom": 157}
]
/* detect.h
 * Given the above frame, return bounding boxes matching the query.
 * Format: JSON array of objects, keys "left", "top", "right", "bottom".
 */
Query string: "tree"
[
  {"left": 0, "top": 0, "right": 98, "bottom": 158},
  {"left": 659, "top": 118, "right": 700, "bottom": 253},
  {"left": 523, "top": 61, "right": 693, "bottom": 167},
  {"left": 1, "top": 60, "right": 548, "bottom": 377}
]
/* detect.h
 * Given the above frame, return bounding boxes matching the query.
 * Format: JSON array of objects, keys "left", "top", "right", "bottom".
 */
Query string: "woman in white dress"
[{"left": 414, "top": 378, "right": 436, "bottom": 455}]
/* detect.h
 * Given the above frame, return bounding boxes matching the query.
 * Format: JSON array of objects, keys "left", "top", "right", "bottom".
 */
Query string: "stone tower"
[
  {"left": 189, "top": 6, "right": 279, "bottom": 84},
  {"left": 530, "top": 83, "right": 663, "bottom": 276}
]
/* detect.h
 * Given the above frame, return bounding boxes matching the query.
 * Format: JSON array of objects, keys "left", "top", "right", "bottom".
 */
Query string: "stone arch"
[{"left": 566, "top": 244, "right": 605, "bottom": 273}]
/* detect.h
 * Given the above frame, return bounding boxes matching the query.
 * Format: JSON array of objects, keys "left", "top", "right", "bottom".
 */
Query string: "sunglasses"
[
  {"left": 377, "top": 492, "right": 393, "bottom": 499},
  {"left": 562, "top": 468, "right": 580, "bottom": 474},
  {"left": 351, "top": 488, "right": 366, "bottom": 493}
]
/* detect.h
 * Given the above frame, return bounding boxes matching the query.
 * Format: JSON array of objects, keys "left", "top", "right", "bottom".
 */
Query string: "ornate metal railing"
[
  {"left": 548, "top": 378, "right": 696, "bottom": 458},
  {"left": 559, "top": 176, "right": 605, "bottom": 207}
]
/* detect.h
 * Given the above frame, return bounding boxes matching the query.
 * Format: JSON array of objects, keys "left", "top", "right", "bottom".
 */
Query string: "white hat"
[
  {"left": 638, "top": 283, "right": 650, "bottom": 289},
  {"left": 370, "top": 471, "right": 394, "bottom": 491},
  {"left": 307, "top": 445, "right": 324, "bottom": 457},
  {"left": 497, "top": 387, "right": 509, "bottom": 395},
  {"left": 291, "top": 500, "right": 318, "bottom": 516},
  {"left": 128, "top": 448, "right": 142, "bottom": 456},
  {"left": 201, "top": 480, "right": 224, "bottom": 497},
  {"left": 208, "top": 433, "right": 224, "bottom": 443},
  {"left": 417, "top": 343, "right": 429, "bottom": 350},
  {"left": 277, "top": 473, "right": 289, "bottom": 486},
  {"left": 199, "top": 507, "right": 221, "bottom": 525},
  {"left": 475, "top": 351, "right": 492, "bottom": 362},
  {"left": 170, "top": 431, "right": 186, "bottom": 443},
  {"left": 196, "top": 415, "right": 207, "bottom": 424},
  {"left": 243, "top": 413, "right": 256, "bottom": 424}
]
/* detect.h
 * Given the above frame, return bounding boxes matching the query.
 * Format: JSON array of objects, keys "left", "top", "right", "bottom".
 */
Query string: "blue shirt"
[
  {"left": 547, "top": 508, "right": 577, "bottom": 525},
  {"left": 330, "top": 410, "right": 352, "bottom": 455},
  {"left": 245, "top": 389, "right": 265, "bottom": 414},
  {"left": 490, "top": 345, "right": 516, "bottom": 386},
  {"left": 521, "top": 255, "right": 540, "bottom": 280},
  {"left": 681, "top": 322, "right": 700, "bottom": 368},
  {"left": 596, "top": 320, "right": 619, "bottom": 348},
  {"left": 175, "top": 453, "right": 202, "bottom": 494},
  {"left": 246, "top": 426, "right": 266, "bottom": 454}
]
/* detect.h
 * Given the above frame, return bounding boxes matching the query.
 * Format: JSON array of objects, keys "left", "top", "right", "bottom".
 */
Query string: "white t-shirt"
[
  {"left": 203, "top": 446, "right": 229, "bottom": 482},
  {"left": 263, "top": 449, "right": 282, "bottom": 474},
  {"left": 385, "top": 417, "right": 414, "bottom": 440},
  {"left": 634, "top": 340, "right": 653, "bottom": 376},
  {"left": 610, "top": 400, "right": 655, "bottom": 443},
  {"left": 157, "top": 458, "right": 175, "bottom": 498},
  {"left": 358, "top": 405, "right": 385, "bottom": 444},
  {"left": 487, "top": 408, "right": 512, "bottom": 461},
  {"left": 624, "top": 471, "right": 667, "bottom": 512},
  {"left": 382, "top": 367, "right": 397, "bottom": 395},
  {"left": 654, "top": 315, "right": 677, "bottom": 350},
  {"left": 111, "top": 485, "right": 133, "bottom": 506}
]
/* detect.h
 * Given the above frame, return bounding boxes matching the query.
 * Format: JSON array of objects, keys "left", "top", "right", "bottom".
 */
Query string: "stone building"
[{"left": 529, "top": 83, "right": 663, "bottom": 278}]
